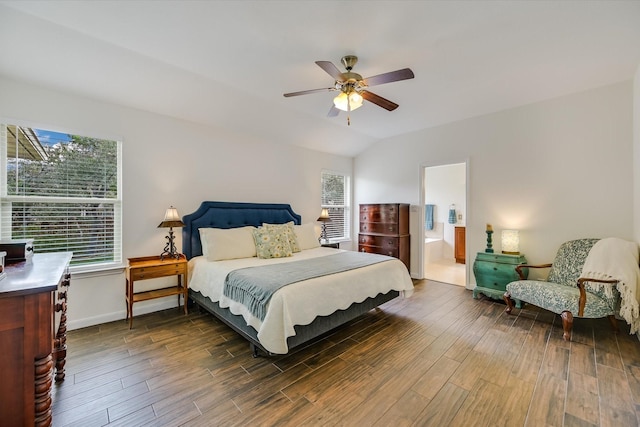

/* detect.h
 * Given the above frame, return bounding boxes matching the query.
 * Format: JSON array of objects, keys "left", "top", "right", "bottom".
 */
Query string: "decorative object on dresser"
[
  {"left": 125, "top": 255, "right": 189, "bottom": 329},
  {"left": 358, "top": 203, "right": 410, "bottom": 270},
  {"left": 0, "top": 238, "right": 34, "bottom": 263},
  {"left": 501, "top": 229, "right": 520, "bottom": 254},
  {"left": 0, "top": 251, "right": 5, "bottom": 281},
  {"left": 485, "top": 224, "right": 494, "bottom": 253},
  {"left": 158, "top": 206, "right": 185, "bottom": 260},
  {"left": 454, "top": 226, "right": 465, "bottom": 264},
  {"left": 473, "top": 252, "right": 528, "bottom": 307},
  {"left": 0, "top": 252, "right": 72, "bottom": 427}
]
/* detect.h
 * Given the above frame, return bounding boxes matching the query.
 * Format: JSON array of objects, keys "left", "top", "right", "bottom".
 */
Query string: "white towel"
[{"left": 581, "top": 237, "right": 640, "bottom": 334}]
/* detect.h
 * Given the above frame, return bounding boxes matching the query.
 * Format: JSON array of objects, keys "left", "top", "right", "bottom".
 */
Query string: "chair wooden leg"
[
  {"left": 607, "top": 315, "right": 619, "bottom": 333},
  {"left": 561, "top": 311, "right": 573, "bottom": 341},
  {"left": 503, "top": 291, "right": 514, "bottom": 314}
]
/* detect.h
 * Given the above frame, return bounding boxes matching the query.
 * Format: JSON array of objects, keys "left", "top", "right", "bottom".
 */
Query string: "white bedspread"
[{"left": 188, "top": 247, "right": 414, "bottom": 354}]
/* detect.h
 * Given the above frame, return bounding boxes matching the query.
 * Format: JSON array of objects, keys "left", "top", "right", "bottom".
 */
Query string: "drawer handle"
[{"left": 363, "top": 216, "right": 367, "bottom": 220}]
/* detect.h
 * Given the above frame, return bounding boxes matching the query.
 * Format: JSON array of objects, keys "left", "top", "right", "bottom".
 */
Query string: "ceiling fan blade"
[
  {"left": 361, "top": 91, "right": 399, "bottom": 111},
  {"left": 327, "top": 105, "right": 340, "bottom": 117},
  {"left": 363, "top": 68, "right": 414, "bottom": 87},
  {"left": 283, "top": 87, "right": 334, "bottom": 97},
  {"left": 315, "top": 61, "right": 343, "bottom": 80}
]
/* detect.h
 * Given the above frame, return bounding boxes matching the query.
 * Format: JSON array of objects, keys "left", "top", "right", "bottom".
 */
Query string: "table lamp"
[{"left": 158, "top": 206, "right": 185, "bottom": 260}]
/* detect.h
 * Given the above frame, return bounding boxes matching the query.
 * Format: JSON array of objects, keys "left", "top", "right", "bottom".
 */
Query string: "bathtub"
[{"left": 424, "top": 237, "right": 443, "bottom": 264}]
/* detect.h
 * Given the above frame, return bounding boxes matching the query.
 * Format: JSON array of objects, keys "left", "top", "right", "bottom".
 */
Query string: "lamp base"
[{"left": 160, "top": 228, "right": 181, "bottom": 260}]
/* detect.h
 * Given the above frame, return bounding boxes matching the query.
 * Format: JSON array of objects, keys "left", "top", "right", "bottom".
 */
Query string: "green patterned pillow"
[
  {"left": 252, "top": 226, "right": 293, "bottom": 259},
  {"left": 262, "top": 222, "right": 300, "bottom": 253}
]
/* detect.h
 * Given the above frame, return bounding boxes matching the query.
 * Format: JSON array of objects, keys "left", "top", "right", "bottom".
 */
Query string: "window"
[
  {"left": 1, "top": 123, "right": 122, "bottom": 270},
  {"left": 321, "top": 170, "right": 350, "bottom": 241}
]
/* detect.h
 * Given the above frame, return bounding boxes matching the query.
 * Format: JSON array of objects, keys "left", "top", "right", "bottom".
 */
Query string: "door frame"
[{"left": 418, "top": 159, "right": 471, "bottom": 289}]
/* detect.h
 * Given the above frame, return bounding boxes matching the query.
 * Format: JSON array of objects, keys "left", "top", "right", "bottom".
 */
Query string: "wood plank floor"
[{"left": 52, "top": 279, "right": 640, "bottom": 426}]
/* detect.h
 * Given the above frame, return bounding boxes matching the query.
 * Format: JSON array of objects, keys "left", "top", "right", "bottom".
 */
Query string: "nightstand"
[
  {"left": 321, "top": 241, "right": 340, "bottom": 249},
  {"left": 472, "top": 252, "right": 528, "bottom": 308},
  {"left": 126, "top": 254, "right": 188, "bottom": 328}
]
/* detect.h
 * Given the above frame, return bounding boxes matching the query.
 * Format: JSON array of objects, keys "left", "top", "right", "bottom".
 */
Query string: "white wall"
[
  {"left": 355, "top": 81, "right": 634, "bottom": 285},
  {"left": 0, "top": 76, "right": 353, "bottom": 329},
  {"left": 634, "top": 65, "right": 640, "bottom": 244}
]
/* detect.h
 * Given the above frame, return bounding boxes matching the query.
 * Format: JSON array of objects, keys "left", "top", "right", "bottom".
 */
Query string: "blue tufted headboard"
[{"left": 182, "top": 201, "right": 302, "bottom": 259}]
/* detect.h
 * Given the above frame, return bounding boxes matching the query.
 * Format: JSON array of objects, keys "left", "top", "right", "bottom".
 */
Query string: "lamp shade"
[
  {"left": 333, "top": 91, "right": 364, "bottom": 112},
  {"left": 316, "top": 208, "right": 331, "bottom": 222},
  {"left": 501, "top": 229, "right": 520, "bottom": 255},
  {"left": 158, "top": 206, "right": 185, "bottom": 228}
]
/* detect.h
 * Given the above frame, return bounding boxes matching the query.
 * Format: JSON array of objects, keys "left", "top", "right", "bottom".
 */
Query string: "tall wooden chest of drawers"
[
  {"left": 0, "top": 252, "right": 72, "bottom": 427},
  {"left": 358, "top": 203, "right": 410, "bottom": 270}
]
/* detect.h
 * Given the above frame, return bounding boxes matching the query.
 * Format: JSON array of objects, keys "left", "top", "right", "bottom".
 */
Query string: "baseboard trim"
[{"left": 67, "top": 299, "right": 179, "bottom": 330}]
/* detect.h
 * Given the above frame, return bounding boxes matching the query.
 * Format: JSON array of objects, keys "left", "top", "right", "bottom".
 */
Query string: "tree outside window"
[
  {"left": 1, "top": 124, "right": 122, "bottom": 268},
  {"left": 321, "top": 170, "right": 350, "bottom": 241}
]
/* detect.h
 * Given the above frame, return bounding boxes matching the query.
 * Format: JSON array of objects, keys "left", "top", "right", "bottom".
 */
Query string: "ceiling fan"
[{"left": 283, "top": 55, "right": 414, "bottom": 124}]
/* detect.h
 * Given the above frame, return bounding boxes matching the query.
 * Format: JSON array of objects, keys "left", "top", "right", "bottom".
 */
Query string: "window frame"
[
  {"left": 0, "top": 121, "right": 123, "bottom": 273},
  {"left": 320, "top": 169, "right": 351, "bottom": 242}
]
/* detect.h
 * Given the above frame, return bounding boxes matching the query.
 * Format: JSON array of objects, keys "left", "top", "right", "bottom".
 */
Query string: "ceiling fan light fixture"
[{"left": 333, "top": 91, "right": 363, "bottom": 112}]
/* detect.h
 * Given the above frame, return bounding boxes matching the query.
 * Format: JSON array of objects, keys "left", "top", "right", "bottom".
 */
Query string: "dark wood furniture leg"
[
  {"left": 503, "top": 291, "right": 515, "bottom": 314},
  {"left": 561, "top": 310, "right": 573, "bottom": 341},
  {"left": 53, "top": 273, "right": 70, "bottom": 382},
  {"left": 608, "top": 315, "right": 619, "bottom": 333}
]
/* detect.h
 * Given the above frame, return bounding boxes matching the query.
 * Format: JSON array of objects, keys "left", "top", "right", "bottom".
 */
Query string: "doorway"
[{"left": 419, "top": 162, "right": 467, "bottom": 287}]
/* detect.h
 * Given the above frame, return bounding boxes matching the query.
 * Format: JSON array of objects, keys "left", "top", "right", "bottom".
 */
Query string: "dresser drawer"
[
  {"left": 473, "top": 259, "right": 527, "bottom": 291},
  {"left": 474, "top": 252, "right": 526, "bottom": 265},
  {"left": 130, "top": 263, "right": 185, "bottom": 281},
  {"left": 358, "top": 244, "right": 399, "bottom": 258},
  {"left": 360, "top": 222, "right": 400, "bottom": 234},
  {"left": 358, "top": 234, "right": 399, "bottom": 249},
  {"left": 359, "top": 204, "right": 400, "bottom": 223}
]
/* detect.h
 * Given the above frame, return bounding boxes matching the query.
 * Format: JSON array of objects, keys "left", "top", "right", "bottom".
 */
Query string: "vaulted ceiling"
[{"left": 1, "top": 1, "right": 639, "bottom": 157}]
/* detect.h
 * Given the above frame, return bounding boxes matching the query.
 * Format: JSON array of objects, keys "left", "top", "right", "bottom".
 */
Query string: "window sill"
[{"left": 70, "top": 262, "right": 126, "bottom": 279}]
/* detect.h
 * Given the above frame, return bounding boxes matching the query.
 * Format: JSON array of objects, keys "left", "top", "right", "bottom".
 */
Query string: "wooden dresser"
[
  {"left": 0, "top": 252, "right": 72, "bottom": 427},
  {"left": 358, "top": 203, "right": 410, "bottom": 270}
]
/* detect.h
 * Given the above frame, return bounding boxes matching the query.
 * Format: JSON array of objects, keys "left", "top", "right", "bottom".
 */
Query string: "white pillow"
[
  {"left": 294, "top": 223, "right": 321, "bottom": 250},
  {"left": 199, "top": 226, "right": 257, "bottom": 261}
]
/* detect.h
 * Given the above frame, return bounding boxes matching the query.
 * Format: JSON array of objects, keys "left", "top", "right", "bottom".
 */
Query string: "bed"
[{"left": 183, "top": 201, "right": 414, "bottom": 356}]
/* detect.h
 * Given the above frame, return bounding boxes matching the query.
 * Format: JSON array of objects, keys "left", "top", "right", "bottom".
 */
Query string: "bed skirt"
[{"left": 189, "top": 288, "right": 400, "bottom": 356}]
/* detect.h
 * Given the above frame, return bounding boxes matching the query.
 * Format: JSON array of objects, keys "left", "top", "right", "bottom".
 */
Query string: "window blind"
[
  {"left": 321, "top": 171, "right": 350, "bottom": 240},
  {"left": 1, "top": 124, "right": 122, "bottom": 268}
]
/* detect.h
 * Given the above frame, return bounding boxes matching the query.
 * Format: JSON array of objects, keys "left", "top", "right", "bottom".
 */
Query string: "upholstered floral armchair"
[{"left": 503, "top": 239, "right": 620, "bottom": 340}]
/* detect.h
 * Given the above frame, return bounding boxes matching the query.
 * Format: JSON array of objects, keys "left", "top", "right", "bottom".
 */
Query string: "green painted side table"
[{"left": 472, "top": 252, "right": 528, "bottom": 307}]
